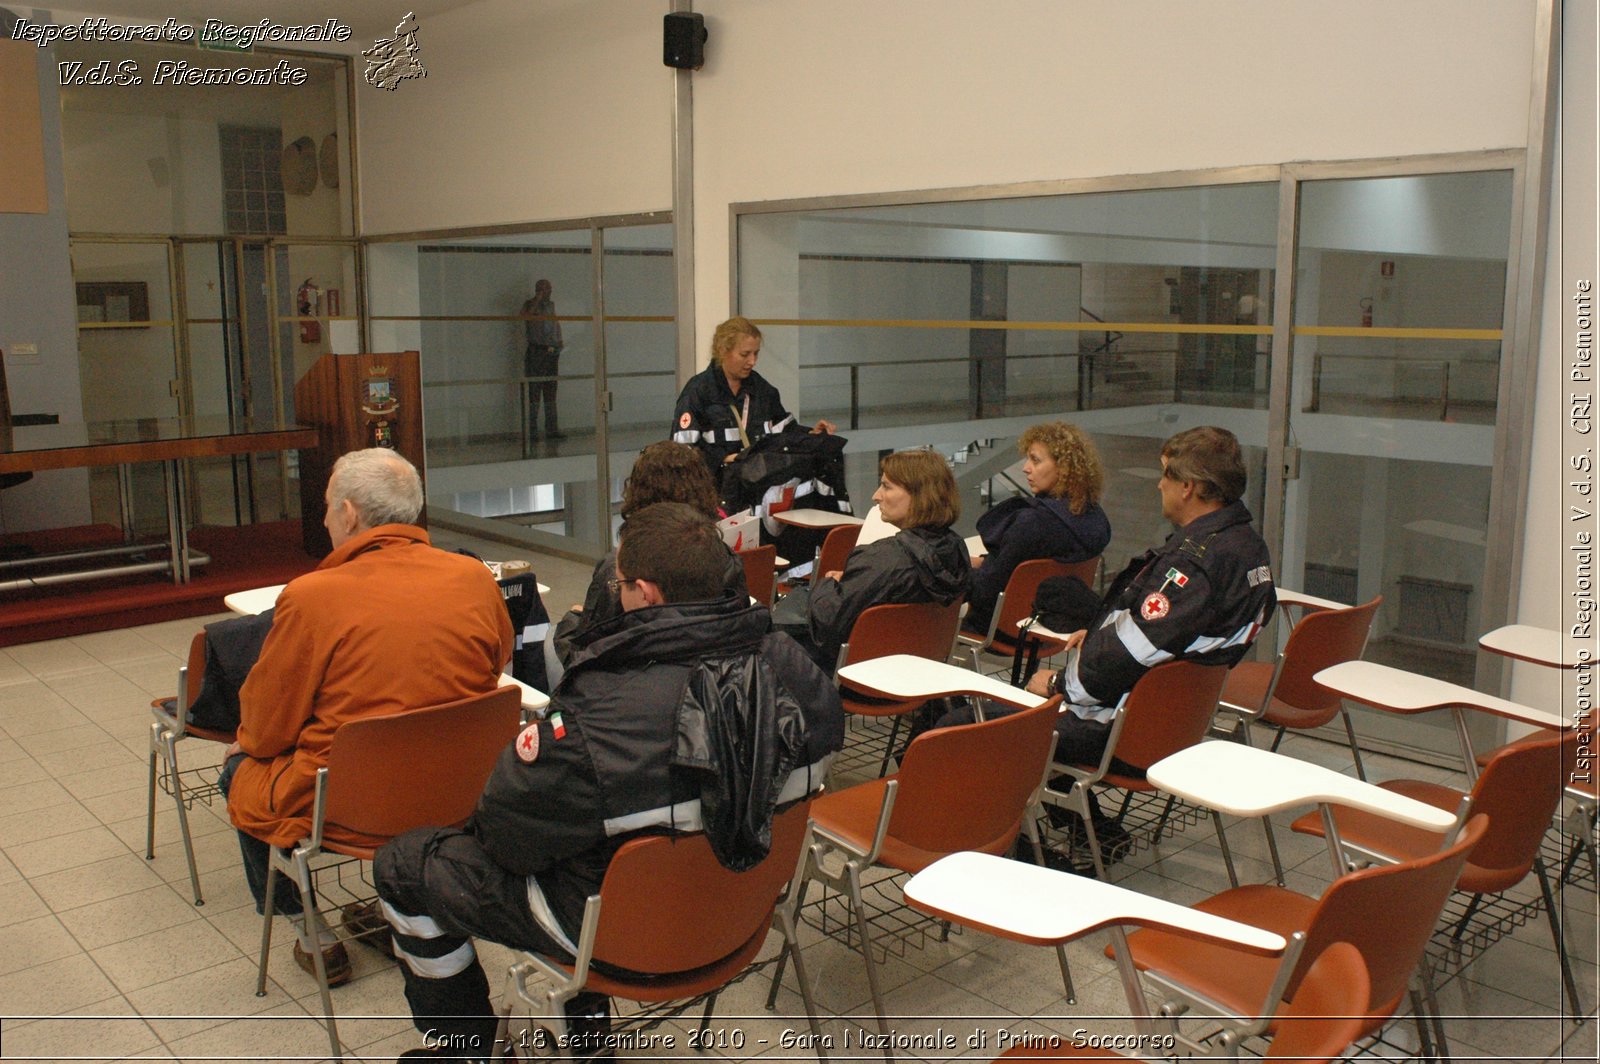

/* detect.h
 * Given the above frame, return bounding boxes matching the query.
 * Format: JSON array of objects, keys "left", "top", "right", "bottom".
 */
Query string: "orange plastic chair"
[
  {"left": 254, "top": 685, "right": 524, "bottom": 1060},
  {"left": 739, "top": 543, "right": 778, "bottom": 606},
  {"left": 958, "top": 556, "right": 1100, "bottom": 679},
  {"left": 835, "top": 598, "right": 964, "bottom": 777},
  {"left": 146, "top": 631, "right": 237, "bottom": 905},
  {"left": 489, "top": 802, "right": 824, "bottom": 1059},
  {"left": 1291, "top": 729, "right": 1583, "bottom": 1015},
  {"left": 1040, "top": 660, "right": 1228, "bottom": 879},
  {"left": 1119, "top": 815, "right": 1487, "bottom": 1061},
  {"left": 777, "top": 521, "right": 860, "bottom": 597},
  {"left": 995, "top": 942, "right": 1370, "bottom": 1063},
  {"left": 766, "top": 695, "right": 1065, "bottom": 1043},
  {"left": 1218, "top": 595, "right": 1381, "bottom": 779},
  {"left": 1476, "top": 727, "right": 1598, "bottom": 889},
  {"left": 816, "top": 521, "right": 862, "bottom": 578}
]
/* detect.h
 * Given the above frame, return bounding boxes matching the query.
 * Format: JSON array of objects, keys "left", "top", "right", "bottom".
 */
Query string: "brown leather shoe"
[
  {"left": 294, "top": 939, "right": 352, "bottom": 986},
  {"left": 340, "top": 900, "right": 395, "bottom": 958}
]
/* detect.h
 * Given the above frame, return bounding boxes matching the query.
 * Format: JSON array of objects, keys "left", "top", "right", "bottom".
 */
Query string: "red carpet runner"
[{"left": 0, "top": 521, "right": 316, "bottom": 647}]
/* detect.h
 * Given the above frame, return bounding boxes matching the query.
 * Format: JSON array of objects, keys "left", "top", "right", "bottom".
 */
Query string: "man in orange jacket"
[{"left": 219, "top": 448, "right": 513, "bottom": 984}]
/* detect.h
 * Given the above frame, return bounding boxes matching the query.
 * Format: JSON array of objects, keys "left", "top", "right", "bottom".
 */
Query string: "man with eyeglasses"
[
  {"left": 375, "top": 502, "right": 844, "bottom": 1062},
  {"left": 1022, "top": 426, "right": 1275, "bottom": 858}
]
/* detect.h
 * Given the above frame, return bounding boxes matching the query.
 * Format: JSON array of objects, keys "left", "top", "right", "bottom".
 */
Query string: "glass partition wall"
[
  {"left": 738, "top": 179, "right": 1281, "bottom": 588},
  {"left": 1282, "top": 166, "right": 1515, "bottom": 760},
  {"left": 736, "top": 157, "right": 1527, "bottom": 766},
  {"left": 366, "top": 219, "right": 674, "bottom": 557},
  {"left": 60, "top": 38, "right": 355, "bottom": 531}
]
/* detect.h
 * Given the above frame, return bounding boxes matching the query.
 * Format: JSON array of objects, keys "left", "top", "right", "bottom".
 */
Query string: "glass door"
[
  {"left": 177, "top": 238, "right": 314, "bottom": 525},
  {"left": 1278, "top": 168, "right": 1515, "bottom": 763},
  {"left": 69, "top": 238, "right": 180, "bottom": 536}
]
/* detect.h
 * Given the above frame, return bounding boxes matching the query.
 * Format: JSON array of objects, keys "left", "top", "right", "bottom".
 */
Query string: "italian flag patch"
[{"left": 1165, "top": 568, "right": 1189, "bottom": 587}]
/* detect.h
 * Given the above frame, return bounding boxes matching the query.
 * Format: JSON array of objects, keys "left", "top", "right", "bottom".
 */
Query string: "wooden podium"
[{"left": 295, "top": 351, "right": 425, "bottom": 557}]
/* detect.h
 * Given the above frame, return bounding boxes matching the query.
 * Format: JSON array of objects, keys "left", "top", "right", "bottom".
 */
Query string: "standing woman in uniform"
[{"left": 671, "top": 317, "right": 835, "bottom": 488}]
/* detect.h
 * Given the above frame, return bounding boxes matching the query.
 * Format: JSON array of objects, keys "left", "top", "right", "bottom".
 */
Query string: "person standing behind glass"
[
  {"left": 522, "top": 279, "right": 564, "bottom": 441},
  {"left": 964, "top": 421, "right": 1112, "bottom": 637},
  {"left": 672, "top": 316, "right": 834, "bottom": 487}
]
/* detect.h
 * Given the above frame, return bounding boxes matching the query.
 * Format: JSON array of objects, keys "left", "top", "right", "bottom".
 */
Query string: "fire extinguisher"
[
  {"left": 297, "top": 279, "right": 322, "bottom": 343},
  {"left": 1359, "top": 296, "right": 1374, "bottom": 329}
]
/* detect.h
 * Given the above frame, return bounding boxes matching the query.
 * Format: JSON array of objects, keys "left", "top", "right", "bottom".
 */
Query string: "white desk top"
[
  {"left": 1479, "top": 624, "right": 1586, "bottom": 669},
  {"left": 771, "top": 509, "right": 864, "bottom": 528},
  {"left": 1274, "top": 588, "right": 1350, "bottom": 613},
  {"left": 500, "top": 674, "right": 550, "bottom": 713},
  {"left": 905, "top": 851, "right": 1284, "bottom": 953},
  {"left": 226, "top": 579, "right": 550, "bottom": 616},
  {"left": 1147, "top": 741, "right": 1458, "bottom": 831},
  {"left": 1314, "top": 660, "right": 1571, "bottom": 730},
  {"left": 836, "top": 654, "right": 1047, "bottom": 710},
  {"left": 224, "top": 583, "right": 286, "bottom": 616}
]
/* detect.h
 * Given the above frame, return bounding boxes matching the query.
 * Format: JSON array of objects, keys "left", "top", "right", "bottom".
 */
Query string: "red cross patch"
[
  {"left": 1140, "top": 592, "right": 1170, "bottom": 621},
  {"left": 514, "top": 722, "right": 541, "bottom": 763},
  {"left": 679, "top": 412, "right": 692, "bottom": 429}
]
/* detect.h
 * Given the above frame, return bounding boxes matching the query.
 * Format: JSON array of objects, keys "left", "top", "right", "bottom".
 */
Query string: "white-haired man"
[{"left": 219, "top": 448, "right": 514, "bottom": 984}]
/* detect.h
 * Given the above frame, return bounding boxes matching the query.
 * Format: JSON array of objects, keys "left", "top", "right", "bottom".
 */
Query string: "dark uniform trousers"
[{"left": 374, "top": 827, "right": 609, "bottom": 1059}]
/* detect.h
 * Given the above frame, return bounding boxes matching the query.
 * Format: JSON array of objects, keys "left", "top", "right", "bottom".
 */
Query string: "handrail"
[
  {"left": 424, "top": 369, "right": 672, "bottom": 387},
  {"left": 1305, "top": 352, "right": 1495, "bottom": 421}
]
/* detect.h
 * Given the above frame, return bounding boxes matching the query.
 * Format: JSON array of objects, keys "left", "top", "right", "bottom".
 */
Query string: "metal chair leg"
[
  {"left": 1338, "top": 706, "right": 1368, "bottom": 781},
  {"left": 1449, "top": 893, "right": 1484, "bottom": 942},
  {"left": 290, "top": 855, "right": 342, "bottom": 1060},
  {"left": 1211, "top": 811, "right": 1240, "bottom": 889},
  {"left": 878, "top": 715, "right": 903, "bottom": 778},
  {"left": 145, "top": 723, "right": 161, "bottom": 861},
  {"left": 1534, "top": 857, "right": 1585, "bottom": 1018},
  {"left": 1417, "top": 954, "right": 1452, "bottom": 1063},
  {"left": 1408, "top": 986, "right": 1437, "bottom": 1060},
  {"left": 846, "top": 861, "right": 893, "bottom": 1058},
  {"left": 165, "top": 740, "right": 204, "bottom": 905},
  {"left": 1152, "top": 793, "right": 1178, "bottom": 842},
  {"left": 774, "top": 887, "right": 829, "bottom": 1060},
  {"left": 256, "top": 864, "right": 278, "bottom": 997},
  {"left": 698, "top": 991, "right": 720, "bottom": 1036},
  {"left": 1083, "top": 811, "right": 1109, "bottom": 881},
  {"left": 1261, "top": 817, "right": 1286, "bottom": 886},
  {"left": 1051, "top": 942, "right": 1077, "bottom": 1006},
  {"left": 765, "top": 875, "right": 810, "bottom": 1010}
]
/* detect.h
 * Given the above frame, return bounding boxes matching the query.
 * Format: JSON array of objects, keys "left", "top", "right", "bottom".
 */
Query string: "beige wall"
[
  {"left": 355, "top": 0, "right": 673, "bottom": 234},
  {"left": 689, "top": 0, "right": 1534, "bottom": 340}
]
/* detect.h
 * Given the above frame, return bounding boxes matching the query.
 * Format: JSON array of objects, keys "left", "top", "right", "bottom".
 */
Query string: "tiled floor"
[{"left": 0, "top": 544, "right": 1596, "bottom": 1061}]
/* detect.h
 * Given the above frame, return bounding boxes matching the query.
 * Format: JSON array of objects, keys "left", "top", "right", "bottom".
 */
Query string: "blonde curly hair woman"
[{"left": 964, "top": 422, "right": 1111, "bottom": 636}]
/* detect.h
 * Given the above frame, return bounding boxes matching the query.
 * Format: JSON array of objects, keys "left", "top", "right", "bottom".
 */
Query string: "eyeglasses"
[{"left": 606, "top": 577, "right": 640, "bottom": 594}]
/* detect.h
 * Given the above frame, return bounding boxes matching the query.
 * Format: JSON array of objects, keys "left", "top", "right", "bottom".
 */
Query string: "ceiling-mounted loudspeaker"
[{"left": 663, "top": 12, "right": 707, "bottom": 70}]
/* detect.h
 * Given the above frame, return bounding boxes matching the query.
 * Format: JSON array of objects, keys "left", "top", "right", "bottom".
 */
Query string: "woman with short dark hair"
[{"left": 792, "top": 449, "right": 970, "bottom": 671}]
